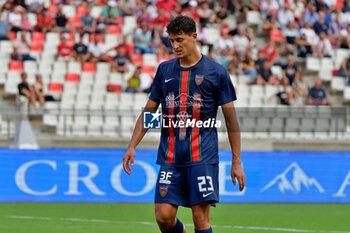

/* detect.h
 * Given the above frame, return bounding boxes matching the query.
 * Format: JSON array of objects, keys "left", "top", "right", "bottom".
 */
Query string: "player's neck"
[{"left": 179, "top": 51, "right": 202, "bottom": 68}]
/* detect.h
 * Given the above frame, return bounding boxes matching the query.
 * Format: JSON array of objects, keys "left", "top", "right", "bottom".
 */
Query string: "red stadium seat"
[
  {"left": 82, "top": 62, "right": 96, "bottom": 73},
  {"left": 9, "top": 31, "right": 16, "bottom": 41},
  {"left": 9, "top": 61, "right": 23, "bottom": 72},
  {"left": 157, "top": 54, "right": 172, "bottom": 63},
  {"left": 31, "top": 32, "right": 46, "bottom": 44},
  {"left": 107, "top": 25, "right": 121, "bottom": 35},
  {"left": 70, "top": 16, "right": 81, "bottom": 31},
  {"left": 48, "top": 82, "right": 63, "bottom": 93},
  {"left": 131, "top": 54, "right": 142, "bottom": 66},
  {"left": 65, "top": 73, "right": 80, "bottom": 83},
  {"left": 142, "top": 65, "right": 155, "bottom": 77},
  {"left": 94, "top": 0, "right": 106, "bottom": 5},
  {"left": 270, "top": 29, "right": 283, "bottom": 43},
  {"left": 117, "top": 16, "right": 124, "bottom": 26},
  {"left": 333, "top": 69, "right": 338, "bottom": 76},
  {"left": 48, "top": 5, "right": 59, "bottom": 15},
  {"left": 107, "top": 84, "right": 121, "bottom": 94},
  {"left": 89, "top": 33, "right": 104, "bottom": 43},
  {"left": 76, "top": 6, "right": 88, "bottom": 17},
  {"left": 31, "top": 41, "right": 43, "bottom": 53}
]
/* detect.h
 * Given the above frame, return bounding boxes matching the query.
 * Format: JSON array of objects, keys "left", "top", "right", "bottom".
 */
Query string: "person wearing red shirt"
[
  {"left": 261, "top": 40, "right": 280, "bottom": 65},
  {"left": 152, "top": 7, "right": 170, "bottom": 28},
  {"left": 57, "top": 36, "right": 73, "bottom": 61},
  {"left": 35, "top": 9, "right": 56, "bottom": 33}
]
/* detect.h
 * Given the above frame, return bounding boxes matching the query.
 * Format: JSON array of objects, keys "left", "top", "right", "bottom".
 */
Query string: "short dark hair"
[{"left": 166, "top": 16, "right": 196, "bottom": 35}]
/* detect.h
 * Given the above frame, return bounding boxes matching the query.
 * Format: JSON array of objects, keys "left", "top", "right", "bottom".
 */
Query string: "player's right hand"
[{"left": 123, "top": 147, "right": 136, "bottom": 175}]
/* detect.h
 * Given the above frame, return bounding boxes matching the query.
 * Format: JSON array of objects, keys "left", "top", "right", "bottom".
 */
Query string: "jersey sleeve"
[
  {"left": 217, "top": 67, "right": 237, "bottom": 105},
  {"left": 149, "top": 64, "right": 163, "bottom": 103}
]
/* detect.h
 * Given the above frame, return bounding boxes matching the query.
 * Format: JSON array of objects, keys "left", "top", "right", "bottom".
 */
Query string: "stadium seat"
[
  {"left": 306, "top": 57, "right": 320, "bottom": 71},
  {"left": 0, "top": 40, "right": 14, "bottom": 54},
  {"left": 65, "top": 73, "right": 80, "bottom": 83},
  {"left": 67, "top": 62, "right": 82, "bottom": 74},
  {"left": 319, "top": 69, "right": 332, "bottom": 82},
  {"left": 107, "top": 84, "right": 122, "bottom": 93},
  {"left": 122, "top": 16, "right": 136, "bottom": 35},
  {"left": 31, "top": 32, "right": 46, "bottom": 44},
  {"left": 102, "top": 125, "right": 118, "bottom": 137},
  {"left": 53, "top": 62, "right": 67, "bottom": 74},
  {"left": 89, "top": 115, "right": 104, "bottom": 126},
  {"left": 72, "top": 125, "right": 87, "bottom": 137},
  {"left": 43, "top": 114, "right": 58, "bottom": 126},
  {"left": 142, "top": 65, "right": 155, "bottom": 77},
  {"left": 39, "top": 61, "right": 53, "bottom": 74},
  {"left": 62, "top": 5, "right": 76, "bottom": 18},
  {"left": 87, "top": 125, "right": 102, "bottom": 137},
  {"left": 331, "top": 77, "right": 346, "bottom": 92},
  {"left": 82, "top": 62, "right": 96, "bottom": 73},
  {"left": 107, "top": 25, "right": 121, "bottom": 35},
  {"left": 320, "top": 57, "right": 334, "bottom": 71},
  {"left": 206, "top": 28, "right": 220, "bottom": 44},
  {"left": 80, "top": 73, "right": 95, "bottom": 84},
  {"left": 23, "top": 61, "right": 38, "bottom": 74},
  {"left": 104, "top": 93, "right": 119, "bottom": 109},
  {"left": 9, "top": 61, "right": 23, "bottom": 72},
  {"left": 131, "top": 54, "right": 143, "bottom": 66},
  {"left": 343, "top": 87, "right": 350, "bottom": 102},
  {"left": 46, "top": 32, "right": 60, "bottom": 45},
  {"left": 90, "top": 6, "right": 103, "bottom": 18},
  {"left": 97, "top": 62, "right": 111, "bottom": 74},
  {"left": 142, "top": 54, "right": 157, "bottom": 66},
  {"left": 48, "top": 82, "right": 63, "bottom": 93},
  {"left": 0, "top": 72, "right": 6, "bottom": 85},
  {"left": 31, "top": 41, "right": 43, "bottom": 53},
  {"left": 247, "top": 11, "right": 261, "bottom": 25}
]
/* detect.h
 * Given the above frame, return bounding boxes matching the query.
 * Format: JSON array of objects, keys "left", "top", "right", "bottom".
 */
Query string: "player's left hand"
[
  {"left": 231, "top": 163, "right": 246, "bottom": 192},
  {"left": 123, "top": 147, "right": 136, "bottom": 175}
]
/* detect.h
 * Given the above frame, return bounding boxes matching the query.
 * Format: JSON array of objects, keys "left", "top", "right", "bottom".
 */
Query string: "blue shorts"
[{"left": 154, "top": 164, "right": 219, "bottom": 207}]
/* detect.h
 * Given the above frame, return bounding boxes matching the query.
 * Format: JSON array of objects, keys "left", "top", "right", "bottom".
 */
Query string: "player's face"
[{"left": 168, "top": 32, "right": 197, "bottom": 59}]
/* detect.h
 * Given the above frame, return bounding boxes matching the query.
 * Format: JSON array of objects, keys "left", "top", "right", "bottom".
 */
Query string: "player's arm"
[
  {"left": 123, "top": 99, "right": 160, "bottom": 175},
  {"left": 221, "top": 101, "right": 246, "bottom": 191}
]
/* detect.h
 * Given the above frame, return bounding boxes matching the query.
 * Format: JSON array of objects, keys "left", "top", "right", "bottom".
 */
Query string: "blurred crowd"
[{"left": 0, "top": 0, "right": 348, "bottom": 107}]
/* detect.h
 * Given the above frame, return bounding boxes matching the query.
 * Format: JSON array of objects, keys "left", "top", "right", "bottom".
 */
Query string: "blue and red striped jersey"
[{"left": 149, "top": 55, "right": 237, "bottom": 166}]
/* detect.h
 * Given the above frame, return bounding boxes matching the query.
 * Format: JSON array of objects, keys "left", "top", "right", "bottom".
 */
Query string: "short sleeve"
[
  {"left": 149, "top": 64, "right": 163, "bottom": 103},
  {"left": 217, "top": 68, "right": 237, "bottom": 105}
]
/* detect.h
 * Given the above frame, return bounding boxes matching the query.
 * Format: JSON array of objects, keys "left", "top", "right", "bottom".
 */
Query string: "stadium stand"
[{"left": 0, "top": 0, "right": 349, "bottom": 145}]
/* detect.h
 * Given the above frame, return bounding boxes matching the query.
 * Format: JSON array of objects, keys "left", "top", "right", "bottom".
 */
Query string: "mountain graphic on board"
[{"left": 260, "top": 162, "right": 325, "bottom": 194}]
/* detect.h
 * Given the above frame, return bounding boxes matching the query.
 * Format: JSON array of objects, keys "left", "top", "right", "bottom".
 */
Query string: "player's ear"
[{"left": 191, "top": 32, "right": 197, "bottom": 40}]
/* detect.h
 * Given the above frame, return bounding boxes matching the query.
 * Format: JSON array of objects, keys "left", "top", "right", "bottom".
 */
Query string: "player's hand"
[
  {"left": 123, "top": 147, "right": 136, "bottom": 175},
  {"left": 231, "top": 163, "right": 246, "bottom": 192}
]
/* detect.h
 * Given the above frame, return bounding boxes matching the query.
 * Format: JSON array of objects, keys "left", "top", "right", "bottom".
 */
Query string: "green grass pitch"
[{"left": 0, "top": 203, "right": 349, "bottom": 233}]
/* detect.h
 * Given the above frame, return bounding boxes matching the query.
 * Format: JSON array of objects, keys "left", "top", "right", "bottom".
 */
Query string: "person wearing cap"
[{"left": 102, "top": 0, "right": 120, "bottom": 25}]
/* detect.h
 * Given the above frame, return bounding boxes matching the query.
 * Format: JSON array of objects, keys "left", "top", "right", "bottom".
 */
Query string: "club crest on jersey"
[
  {"left": 159, "top": 185, "right": 168, "bottom": 197},
  {"left": 195, "top": 75, "right": 204, "bottom": 85}
]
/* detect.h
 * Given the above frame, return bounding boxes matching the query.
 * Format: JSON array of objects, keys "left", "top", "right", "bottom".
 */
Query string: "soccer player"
[{"left": 123, "top": 16, "right": 245, "bottom": 233}]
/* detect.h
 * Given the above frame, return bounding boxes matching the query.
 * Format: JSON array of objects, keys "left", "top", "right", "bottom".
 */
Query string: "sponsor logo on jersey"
[
  {"left": 195, "top": 75, "right": 204, "bottom": 85},
  {"left": 159, "top": 185, "right": 168, "bottom": 197}
]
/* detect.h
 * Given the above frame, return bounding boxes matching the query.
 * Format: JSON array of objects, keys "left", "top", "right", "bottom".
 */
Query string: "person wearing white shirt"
[
  {"left": 277, "top": 4, "right": 294, "bottom": 28},
  {"left": 233, "top": 27, "right": 249, "bottom": 56},
  {"left": 87, "top": 35, "right": 107, "bottom": 62},
  {"left": 218, "top": 29, "right": 235, "bottom": 55},
  {"left": 300, "top": 22, "right": 318, "bottom": 45},
  {"left": 314, "top": 31, "right": 333, "bottom": 58},
  {"left": 8, "top": 6, "right": 23, "bottom": 31}
]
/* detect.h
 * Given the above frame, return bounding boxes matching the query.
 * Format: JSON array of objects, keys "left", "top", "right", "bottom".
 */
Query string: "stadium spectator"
[
  {"left": 300, "top": 21, "right": 318, "bottom": 46},
  {"left": 233, "top": 27, "right": 250, "bottom": 57},
  {"left": 307, "top": 80, "right": 332, "bottom": 106},
  {"left": 33, "top": 74, "right": 55, "bottom": 108},
  {"left": 269, "top": 84, "right": 303, "bottom": 106},
  {"left": 313, "top": 11, "right": 330, "bottom": 35},
  {"left": 197, "top": 2, "right": 214, "bottom": 26},
  {"left": 8, "top": 6, "right": 24, "bottom": 32},
  {"left": 139, "top": 69, "right": 153, "bottom": 93},
  {"left": 80, "top": 6, "right": 96, "bottom": 34},
  {"left": 112, "top": 45, "right": 130, "bottom": 73},
  {"left": 21, "top": 13, "right": 31, "bottom": 31},
  {"left": 125, "top": 66, "right": 141, "bottom": 93},
  {"left": 256, "top": 60, "right": 279, "bottom": 85},
  {"left": 18, "top": 72, "right": 36, "bottom": 107},
  {"left": 135, "top": 20, "right": 153, "bottom": 54},
  {"left": 218, "top": 27, "right": 235, "bottom": 55},
  {"left": 72, "top": 34, "right": 88, "bottom": 62},
  {"left": 216, "top": 5, "right": 229, "bottom": 27},
  {"left": 262, "top": 13, "right": 280, "bottom": 32},
  {"left": 35, "top": 8, "right": 56, "bottom": 33},
  {"left": 0, "top": 18, "right": 11, "bottom": 40},
  {"left": 242, "top": 51, "right": 257, "bottom": 83},
  {"left": 57, "top": 35, "right": 73, "bottom": 61},
  {"left": 118, "top": 0, "right": 136, "bottom": 16},
  {"left": 260, "top": 0, "right": 279, "bottom": 19},
  {"left": 296, "top": 33, "right": 313, "bottom": 57},
  {"left": 86, "top": 35, "right": 108, "bottom": 62},
  {"left": 283, "top": 21, "right": 299, "bottom": 54},
  {"left": 261, "top": 40, "right": 280, "bottom": 65},
  {"left": 282, "top": 54, "right": 301, "bottom": 89},
  {"left": 137, "top": 2, "right": 151, "bottom": 25},
  {"left": 101, "top": 0, "right": 120, "bottom": 25},
  {"left": 255, "top": 50, "right": 267, "bottom": 70},
  {"left": 337, "top": 56, "right": 350, "bottom": 85},
  {"left": 196, "top": 22, "right": 209, "bottom": 45},
  {"left": 152, "top": 7, "right": 170, "bottom": 28},
  {"left": 303, "top": 3, "right": 319, "bottom": 26},
  {"left": 290, "top": 0, "right": 305, "bottom": 22},
  {"left": 13, "top": 31, "right": 36, "bottom": 61},
  {"left": 314, "top": 31, "right": 333, "bottom": 58},
  {"left": 25, "top": 0, "right": 44, "bottom": 14},
  {"left": 277, "top": 3, "right": 294, "bottom": 28},
  {"left": 227, "top": 53, "right": 241, "bottom": 75},
  {"left": 55, "top": 5, "right": 69, "bottom": 32}
]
